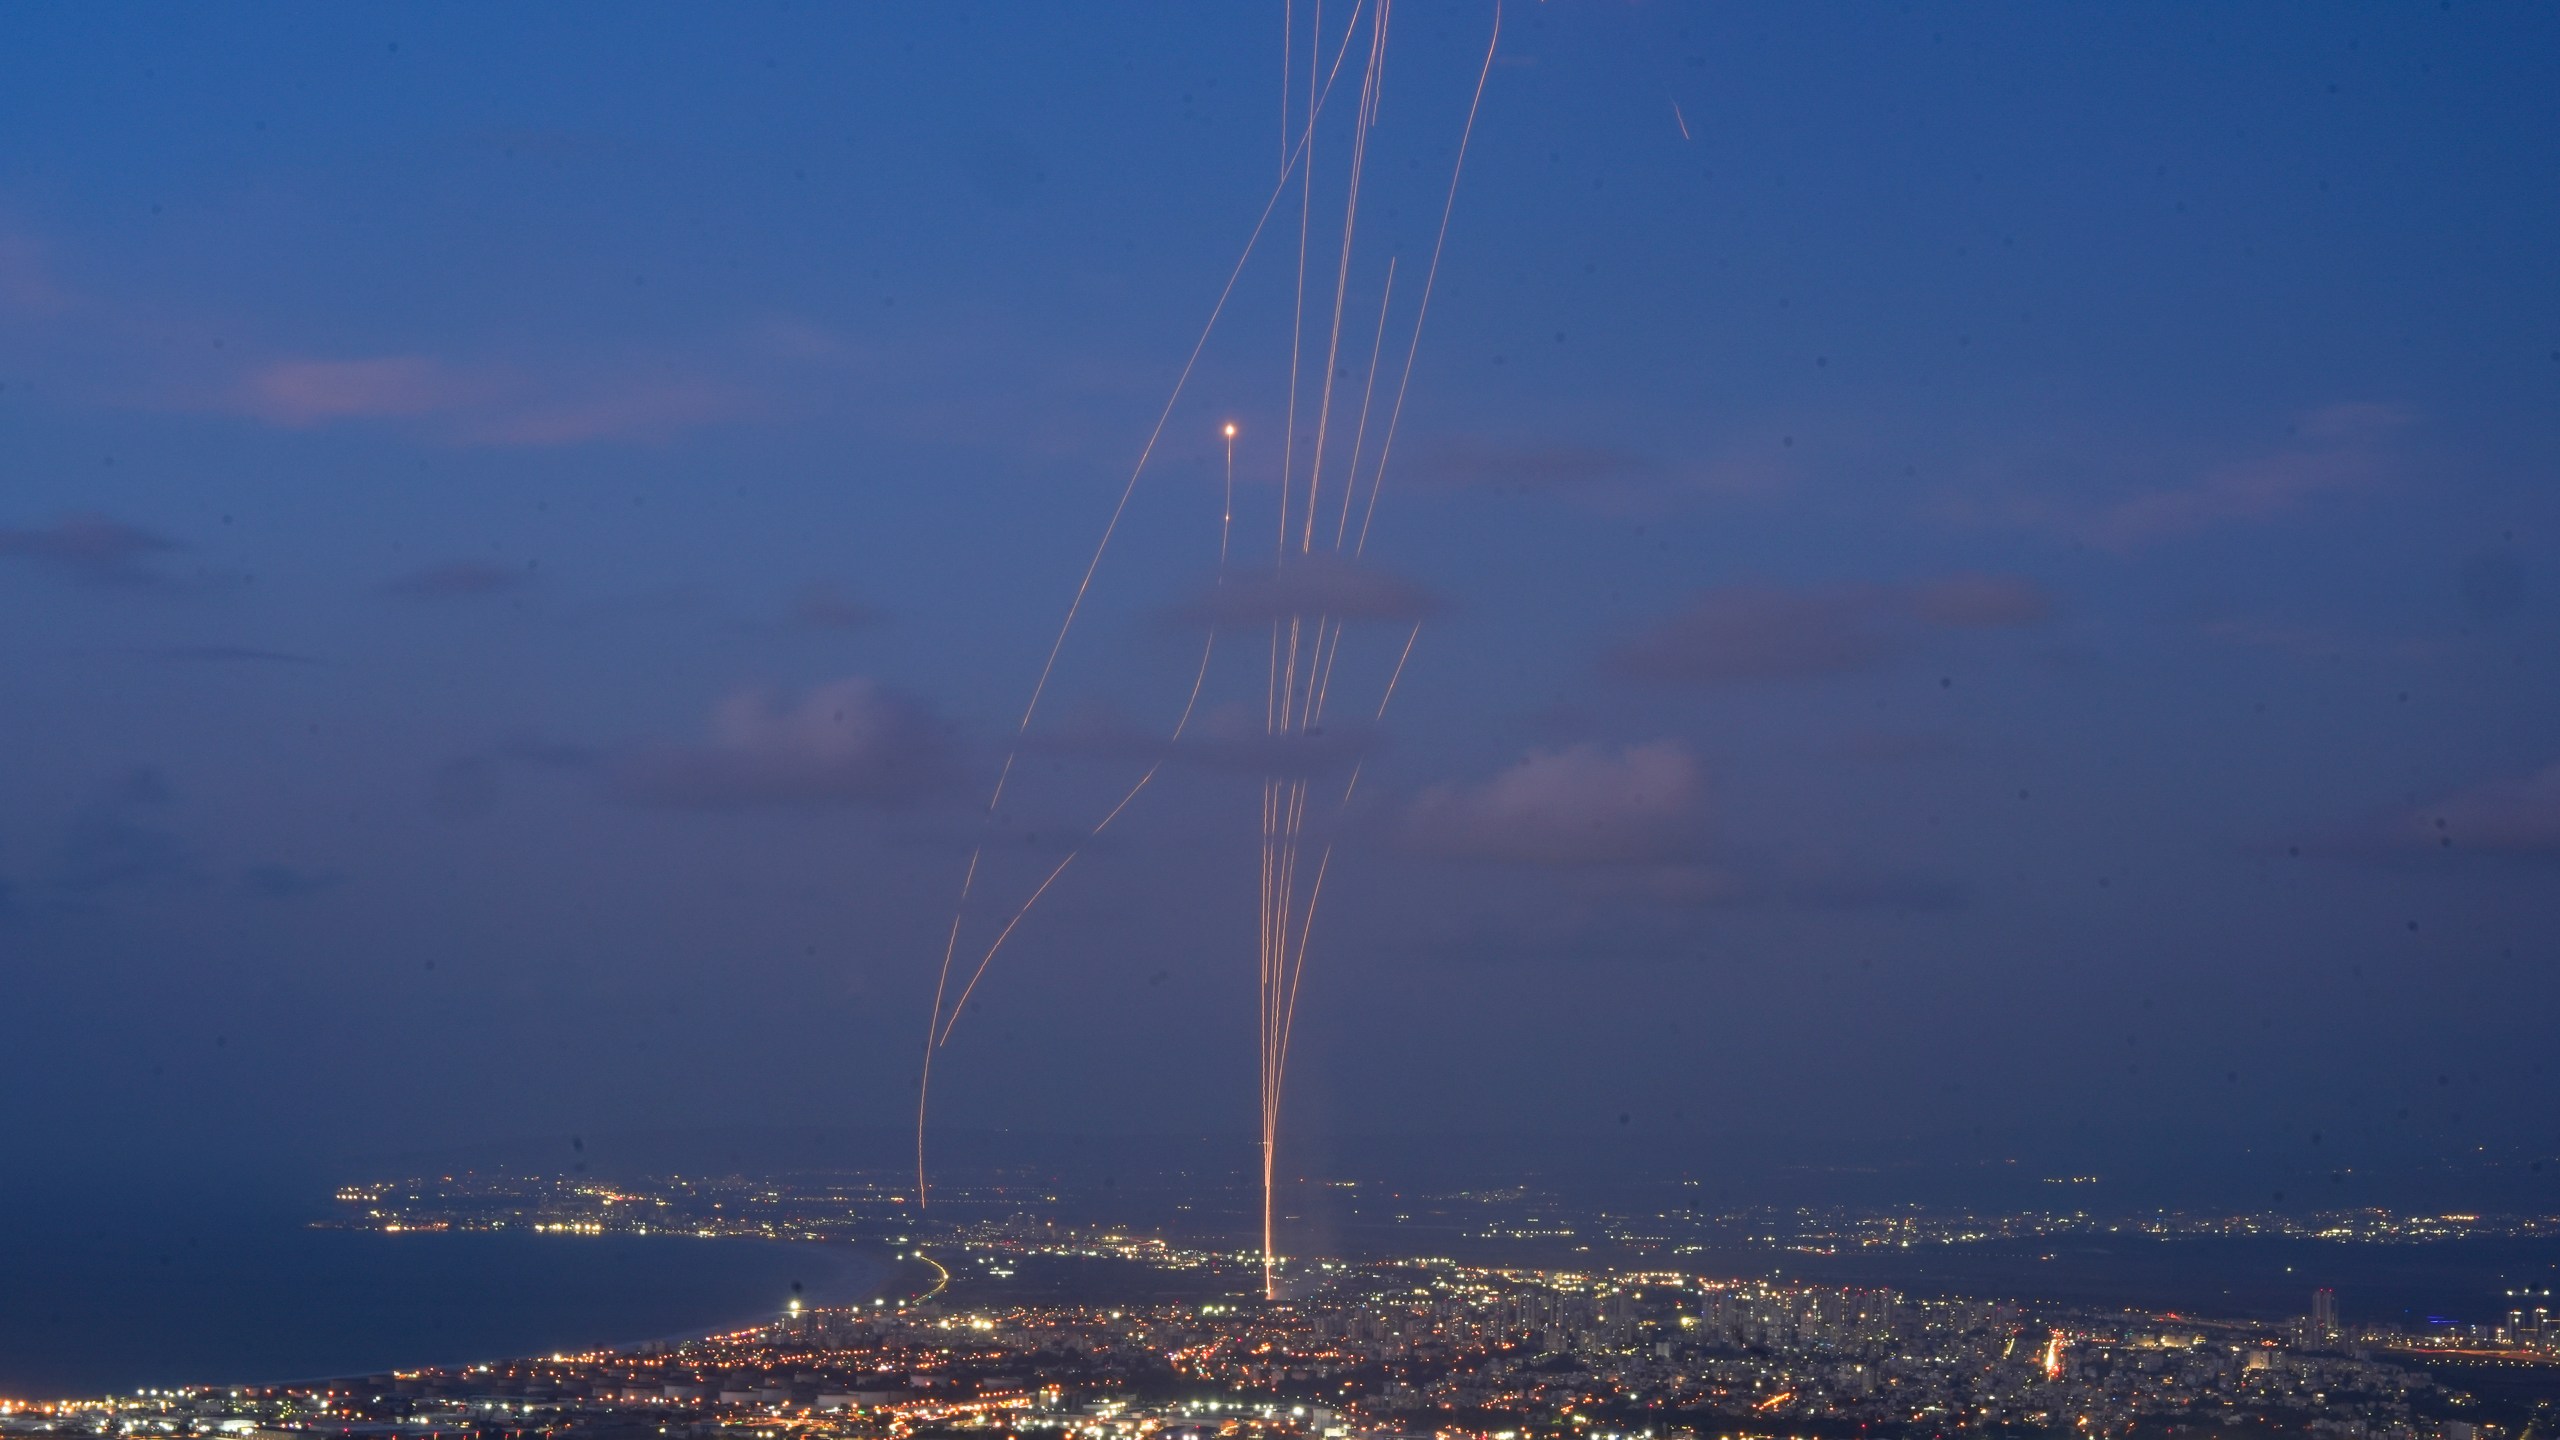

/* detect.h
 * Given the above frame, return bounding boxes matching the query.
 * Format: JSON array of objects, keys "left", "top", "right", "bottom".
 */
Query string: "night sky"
[{"left": 3, "top": 4, "right": 2556, "bottom": 1192}]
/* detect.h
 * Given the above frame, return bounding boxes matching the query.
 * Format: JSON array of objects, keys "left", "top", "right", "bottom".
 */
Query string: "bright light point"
[{"left": 1223, "top": 423, "right": 1237, "bottom": 438}]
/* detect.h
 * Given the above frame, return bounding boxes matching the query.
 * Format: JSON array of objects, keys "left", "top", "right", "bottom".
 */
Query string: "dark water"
[
  {"left": 0, "top": 1196, "right": 880, "bottom": 1401},
  {"left": 1680, "top": 1236, "right": 2560, "bottom": 1326}
]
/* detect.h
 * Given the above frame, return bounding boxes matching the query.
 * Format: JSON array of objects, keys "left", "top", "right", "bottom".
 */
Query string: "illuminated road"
[{"left": 913, "top": 1251, "right": 950, "bottom": 1304}]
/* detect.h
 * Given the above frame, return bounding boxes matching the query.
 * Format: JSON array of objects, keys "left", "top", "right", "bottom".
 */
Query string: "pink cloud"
[
  {"left": 2296, "top": 400, "right": 2408, "bottom": 444},
  {"left": 224, "top": 355, "right": 749, "bottom": 446},
  {"left": 613, "top": 678, "right": 955, "bottom": 810},
  {"left": 0, "top": 513, "right": 182, "bottom": 587},
  {"left": 0, "top": 218, "right": 781, "bottom": 448},
  {"left": 1908, "top": 572, "right": 2054, "bottom": 628},
  {"left": 238, "top": 356, "right": 479, "bottom": 426},
  {"left": 2405, "top": 763, "right": 2560, "bottom": 854},
  {"left": 1612, "top": 574, "right": 2053, "bottom": 685},
  {"left": 1613, "top": 585, "right": 1885, "bottom": 683},
  {"left": 1174, "top": 555, "right": 1440, "bottom": 628},
  {"left": 2087, "top": 403, "right": 2410, "bottom": 548},
  {"left": 1407, "top": 740, "right": 1703, "bottom": 865}
]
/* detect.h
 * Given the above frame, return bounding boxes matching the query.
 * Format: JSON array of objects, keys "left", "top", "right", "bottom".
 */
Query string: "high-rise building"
[{"left": 2310, "top": 1288, "right": 2339, "bottom": 1343}]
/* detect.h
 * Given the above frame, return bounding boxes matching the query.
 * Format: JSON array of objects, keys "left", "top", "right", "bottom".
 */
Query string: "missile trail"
[
  {"left": 913, "top": 4, "right": 1498, "bottom": 1306},
  {"left": 1256, "top": 0, "right": 1496, "bottom": 1297},
  {"left": 917, "top": 0, "right": 1379, "bottom": 1210}
]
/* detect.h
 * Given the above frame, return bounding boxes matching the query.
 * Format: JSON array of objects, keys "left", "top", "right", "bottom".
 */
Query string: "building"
[{"left": 2311, "top": 1289, "right": 2340, "bottom": 1344}]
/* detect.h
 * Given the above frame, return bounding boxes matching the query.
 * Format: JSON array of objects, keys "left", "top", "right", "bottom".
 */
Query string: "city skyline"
[{"left": 13, "top": 1153, "right": 2560, "bottom": 1405}]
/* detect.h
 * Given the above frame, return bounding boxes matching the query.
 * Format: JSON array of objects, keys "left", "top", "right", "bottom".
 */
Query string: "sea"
[
  {"left": 0, "top": 1192, "right": 882, "bottom": 1402},
  {"left": 6, "top": 1176, "right": 2557, "bottom": 1403}
]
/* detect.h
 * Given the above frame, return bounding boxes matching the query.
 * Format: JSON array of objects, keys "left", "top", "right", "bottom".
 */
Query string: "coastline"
[{"left": 0, "top": 1213, "right": 885, "bottom": 1402}]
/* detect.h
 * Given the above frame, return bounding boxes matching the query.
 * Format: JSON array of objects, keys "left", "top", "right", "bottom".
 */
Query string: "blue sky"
[{"left": 2, "top": 2, "right": 2556, "bottom": 1192}]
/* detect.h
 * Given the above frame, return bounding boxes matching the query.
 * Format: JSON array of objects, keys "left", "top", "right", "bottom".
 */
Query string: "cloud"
[
  {"left": 1611, "top": 574, "right": 2052, "bottom": 685},
  {"left": 1406, "top": 742, "right": 1973, "bottom": 920},
  {"left": 238, "top": 356, "right": 482, "bottom": 426},
  {"left": 0, "top": 514, "right": 183, "bottom": 588},
  {"left": 1407, "top": 740, "right": 1703, "bottom": 866},
  {"left": 1907, "top": 573, "right": 2053, "bottom": 628},
  {"left": 4, "top": 216, "right": 772, "bottom": 450},
  {"left": 613, "top": 678, "right": 955, "bottom": 810},
  {"left": 1174, "top": 555, "right": 1438, "bottom": 628},
  {"left": 1187, "top": 725, "right": 1378, "bottom": 777},
  {"left": 2402, "top": 763, "right": 2560, "bottom": 855},
  {"left": 2085, "top": 403, "right": 2410, "bottom": 548},
  {"left": 382, "top": 559, "right": 537, "bottom": 599},
  {"left": 2296, "top": 400, "right": 2409, "bottom": 445},
  {"left": 1613, "top": 586, "right": 1884, "bottom": 683},
  {"left": 220, "top": 354, "right": 752, "bottom": 447},
  {"left": 745, "top": 315, "right": 855, "bottom": 363}
]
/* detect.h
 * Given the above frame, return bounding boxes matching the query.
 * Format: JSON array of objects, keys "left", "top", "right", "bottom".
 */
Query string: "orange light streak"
[
  {"left": 1255, "top": 0, "right": 1494, "bottom": 1300},
  {"left": 917, "top": 0, "right": 1377, "bottom": 1210}
]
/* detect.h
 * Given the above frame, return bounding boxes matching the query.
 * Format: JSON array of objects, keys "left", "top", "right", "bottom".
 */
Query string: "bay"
[{"left": 0, "top": 1195, "right": 880, "bottom": 1401}]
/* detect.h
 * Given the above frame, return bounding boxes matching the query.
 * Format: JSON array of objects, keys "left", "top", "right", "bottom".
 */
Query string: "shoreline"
[{"left": 0, "top": 1223, "right": 887, "bottom": 1404}]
